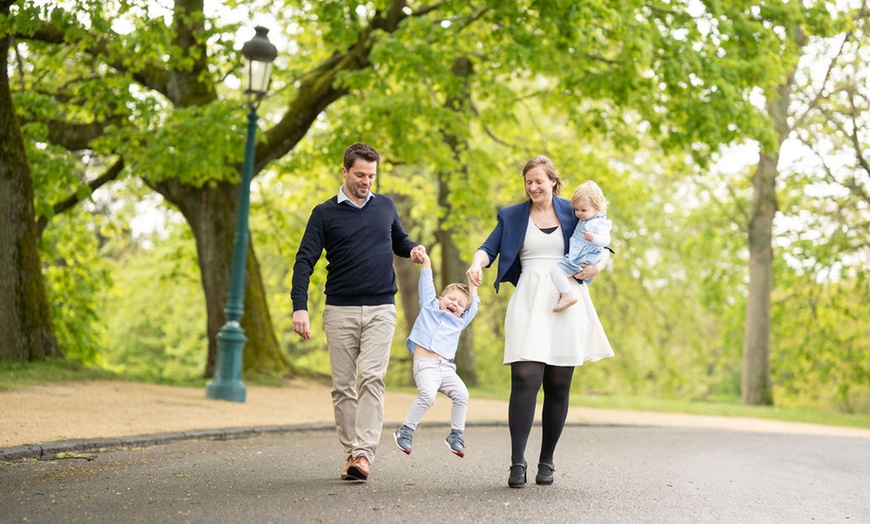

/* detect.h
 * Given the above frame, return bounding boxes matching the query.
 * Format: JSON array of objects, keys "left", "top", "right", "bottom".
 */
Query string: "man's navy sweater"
[{"left": 291, "top": 194, "right": 418, "bottom": 311}]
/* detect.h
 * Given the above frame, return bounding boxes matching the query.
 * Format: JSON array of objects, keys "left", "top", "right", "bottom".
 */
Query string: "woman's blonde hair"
[{"left": 571, "top": 180, "right": 608, "bottom": 214}]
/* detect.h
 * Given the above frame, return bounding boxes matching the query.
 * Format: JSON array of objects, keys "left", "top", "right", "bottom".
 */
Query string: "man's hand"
[
  {"left": 410, "top": 245, "right": 427, "bottom": 264},
  {"left": 292, "top": 310, "right": 311, "bottom": 340}
]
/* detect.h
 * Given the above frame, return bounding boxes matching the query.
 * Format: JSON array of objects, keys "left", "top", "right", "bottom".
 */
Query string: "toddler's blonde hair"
[
  {"left": 442, "top": 283, "right": 473, "bottom": 312},
  {"left": 571, "top": 180, "right": 609, "bottom": 214}
]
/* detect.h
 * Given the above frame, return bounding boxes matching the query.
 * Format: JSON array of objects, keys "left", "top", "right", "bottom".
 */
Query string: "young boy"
[{"left": 393, "top": 252, "right": 480, "bottom": 458}]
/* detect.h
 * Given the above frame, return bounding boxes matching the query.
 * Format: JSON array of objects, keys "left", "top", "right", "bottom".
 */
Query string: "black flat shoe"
[
  {"left": 508, "top": 462, "right": 527, "bottom": 488},
  {"left": 535, "top": 463, "right": 555, "bottom": 485}
]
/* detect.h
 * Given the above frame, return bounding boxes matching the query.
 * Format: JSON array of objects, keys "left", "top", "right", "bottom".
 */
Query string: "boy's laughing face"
[{"left": 439, "top": 290, "right": 469, "bottom": 318}]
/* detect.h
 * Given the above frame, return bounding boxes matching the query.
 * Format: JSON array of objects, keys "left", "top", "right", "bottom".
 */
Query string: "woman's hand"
[
  {"left": 573, "top": 264, "right": 599, "bottom": 281},
  {"left": 466, "top": 250, "right": 490, "bottom": 287},
  {"left": 574, "top": 250, "right": 610, "bottom": 280},
  {"left": 466, "top": 264, "right": 483, "bottom": 287}
]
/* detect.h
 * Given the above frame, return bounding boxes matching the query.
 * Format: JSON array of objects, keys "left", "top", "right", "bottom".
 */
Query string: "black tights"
[{"left": 509, "top": 361, "right": 575, "bottom": 466}]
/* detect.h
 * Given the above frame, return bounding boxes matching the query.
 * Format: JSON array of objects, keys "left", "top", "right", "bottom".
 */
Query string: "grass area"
[
  {"left": 466, "top": 384, "right": 870, "bottom": 431},
  {"left": 3, "top": 359, "right": 869, "bottom": 431},
  {"left": 0, "top": 358, "right": 304, "bottom": 391},
  {"left": 0, "top": 358, "right": 121, "bottom": 391},
  {"left": 570, "top": 393, "right": 870, "bottom": 430}
]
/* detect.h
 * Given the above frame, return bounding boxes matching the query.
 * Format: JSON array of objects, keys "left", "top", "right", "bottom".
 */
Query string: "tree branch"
[
  {"left": 37, "top": 158, "right": 126, "bottom": 236},
  {"left": 255, "top": 0, "right": 415, "bottom": 169},
  {"left": 19, "top": 20, "right": 171, "bottom": 98}
]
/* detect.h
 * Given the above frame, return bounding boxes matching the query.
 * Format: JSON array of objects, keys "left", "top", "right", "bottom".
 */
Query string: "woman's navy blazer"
[{"left": 478, "top": 197, "right": 578, "bottom": 293}]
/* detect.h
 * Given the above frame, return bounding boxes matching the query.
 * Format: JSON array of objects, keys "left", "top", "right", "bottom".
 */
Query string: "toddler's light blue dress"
[{"left": 555, "top": 214, "right": 611, "bottom": 284}]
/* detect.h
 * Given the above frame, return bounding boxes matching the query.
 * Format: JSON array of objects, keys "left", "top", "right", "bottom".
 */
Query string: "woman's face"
[{"left": 524, "top": 167, "right": 554, "bottom": 204}]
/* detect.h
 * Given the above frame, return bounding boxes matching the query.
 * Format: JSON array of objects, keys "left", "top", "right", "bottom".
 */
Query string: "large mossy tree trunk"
[
  {"left": 152, "top": 179, "right": 289, "bottom": 378},
  {"left": 0, "top": 20, "right": 61, "bottom": 361},
  {"left": 154, "top": 0, "right": 404, "bottom": 379}
]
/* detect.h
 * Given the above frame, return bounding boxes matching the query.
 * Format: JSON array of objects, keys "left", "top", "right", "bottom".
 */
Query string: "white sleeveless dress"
[{"left": 503, "top": 221, "right": 615, "bottom": 366}]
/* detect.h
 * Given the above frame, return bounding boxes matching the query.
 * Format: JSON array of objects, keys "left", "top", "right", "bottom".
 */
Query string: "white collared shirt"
[{"left": 337, "top": 185, "right": 375, "bottom": 208}]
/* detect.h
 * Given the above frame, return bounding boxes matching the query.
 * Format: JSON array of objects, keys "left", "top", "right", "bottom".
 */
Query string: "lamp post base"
[
  {"left": 205, "top": 381, "right": 247, "bottom": 403},
  {"left": 205, "top": 323, "right": 247, "bottom": 403}
]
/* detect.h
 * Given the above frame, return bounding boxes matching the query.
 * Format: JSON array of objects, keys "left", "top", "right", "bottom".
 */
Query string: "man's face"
[
  {"left": 341, "top": 158, "right": 377, "bottom": 204},
  {"left": 439, "top": 290, "right": 469, "bottom": 318}
]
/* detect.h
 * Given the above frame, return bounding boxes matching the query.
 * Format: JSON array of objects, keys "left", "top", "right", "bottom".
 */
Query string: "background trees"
[{"left": 2, "top": 0, "right": 867, "bottom": 413}]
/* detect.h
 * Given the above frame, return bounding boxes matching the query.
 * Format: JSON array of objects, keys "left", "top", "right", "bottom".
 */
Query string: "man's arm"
[{"left": 290, "top": 208, "right": 325, "bottom": 340}]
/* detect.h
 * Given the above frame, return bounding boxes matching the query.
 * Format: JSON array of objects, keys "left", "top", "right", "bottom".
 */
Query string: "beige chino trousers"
[{"left": 323, "top": 304, "right": 396, "bottom": 464}]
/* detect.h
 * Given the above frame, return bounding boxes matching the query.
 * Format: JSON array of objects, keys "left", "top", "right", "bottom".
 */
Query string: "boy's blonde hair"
[
  {"left": 571, "top": 180, "right": 609, "bottom": 214},
  {"left": 442, "top": 283, "right": 473, "bottom": 311}
]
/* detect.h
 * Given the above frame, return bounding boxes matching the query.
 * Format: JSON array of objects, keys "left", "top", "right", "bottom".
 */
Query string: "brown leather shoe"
[
  {"left": 346, "top": 455, "right": 370, "bottom": 481},
  {"left": 340, "top": 458, "right": 353, "bottom": 480}
]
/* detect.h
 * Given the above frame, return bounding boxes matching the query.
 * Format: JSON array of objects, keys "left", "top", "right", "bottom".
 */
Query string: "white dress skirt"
[{"left": 503, "top": 221, "right": 615, "bottom": 366}]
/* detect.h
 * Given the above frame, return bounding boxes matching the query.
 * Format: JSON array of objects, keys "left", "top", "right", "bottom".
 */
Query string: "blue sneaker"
[
  {"left": 445, "top": 431, "right": 465, "bottom": 458},
  {"left": 393, "top": 425, "right": 413, "bottom": 455}
]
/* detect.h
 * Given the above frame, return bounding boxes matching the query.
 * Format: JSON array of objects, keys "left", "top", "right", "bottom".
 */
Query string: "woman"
[{"left": 466, "top": 155, "right": 614, "bottom": 488}]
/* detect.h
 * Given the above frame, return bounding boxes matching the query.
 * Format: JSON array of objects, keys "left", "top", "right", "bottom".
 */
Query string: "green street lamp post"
[{"left": 206, "top": 26, "right": 277, "bottom": 403}]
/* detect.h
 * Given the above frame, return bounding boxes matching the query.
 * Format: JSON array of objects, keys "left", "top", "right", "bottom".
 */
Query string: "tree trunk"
[
  {"left": 437, "top": 226, "right": 479, "bottom": 387},
  {"left": 743, "top": 153, "right": 776, "bottom": 405},
  {"left": 742, "top": 28, "right": 802, "bottom": 405},
  {"left": 391, "top": 193, "right": 422, "bottom": 338},
  {"left": 395, "top": 255, "right": 421, "bottom": 336},
  {"left": 392, "top": 193, "right": 422, "bottom": 387},
  {"left": 0, "top": 27, "right": 61, "bottom": 361},
  {"left": 437, "top": 55, "right": 479, "bottom": 386},
  {"left": 153, "top": 180, "right": 289, "bottom": 378},
  {"left": 242, "top": 239, "right": 296, "bottom": 375}
]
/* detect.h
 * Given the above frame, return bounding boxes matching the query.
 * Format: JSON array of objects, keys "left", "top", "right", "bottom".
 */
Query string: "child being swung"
[
  {"left": 394, "top": 252, "right": 480, "bottom": 457},
  {"left": 551, "top": 180, "right": 612, "bottom": 312}
]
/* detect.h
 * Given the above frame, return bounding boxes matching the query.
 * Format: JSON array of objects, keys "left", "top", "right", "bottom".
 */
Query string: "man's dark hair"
[{"left": 344, "top": 142, "right": 381, "bottom": 170}]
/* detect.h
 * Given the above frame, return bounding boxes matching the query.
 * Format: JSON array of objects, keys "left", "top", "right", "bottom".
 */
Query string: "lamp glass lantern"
[{"left": 242, "top": 26, "right": 278, "bottom": 105}]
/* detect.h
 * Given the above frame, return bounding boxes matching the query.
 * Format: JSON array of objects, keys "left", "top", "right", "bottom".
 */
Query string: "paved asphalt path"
[{"left": 2, "top": 423, "right": 868, "bottom": 523}]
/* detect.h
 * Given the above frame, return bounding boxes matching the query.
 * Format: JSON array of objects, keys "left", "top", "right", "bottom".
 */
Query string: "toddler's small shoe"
[
  {"left": 393, "top": 425, "right": 414, "bottom": 455},
  {"left": 553, "top": 292, "right": 578, "bottom": 312},
  {"left": 445, "top": 431, "right": 465, "bottom": 458}
]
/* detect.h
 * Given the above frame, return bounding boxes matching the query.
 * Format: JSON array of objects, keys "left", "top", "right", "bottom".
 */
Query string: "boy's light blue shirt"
[{"left": 406, "top": 268, "right": 480, "bottom": 361}]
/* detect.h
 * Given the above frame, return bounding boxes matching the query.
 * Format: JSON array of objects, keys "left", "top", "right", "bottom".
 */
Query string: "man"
[{"left": 291, "top": 142, "right": 425, "bottom": 481}]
